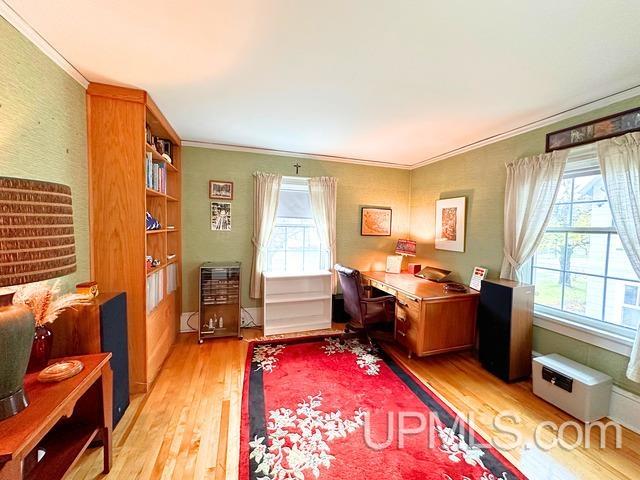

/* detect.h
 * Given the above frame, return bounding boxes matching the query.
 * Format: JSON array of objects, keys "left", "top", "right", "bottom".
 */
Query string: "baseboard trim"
[
  {"left": 241, "top": 307, "right": 263, "bottom": 327},
  {"left": 609, "top": 386, "right": 640, "bottom": 435},
  {"left": 181, "top": 307, "right": 264, "bottom": 332}
]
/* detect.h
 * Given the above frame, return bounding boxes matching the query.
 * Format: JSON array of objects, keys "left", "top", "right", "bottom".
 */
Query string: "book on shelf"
[
  {"left": 145, "top": 153, "right": 167, "bottom": 193},
  {"left": 167, "top": 263, "right": 178, "bottom": 294},
  {"left": 146, "top": 268, "right": 165, "bottom": 313}
]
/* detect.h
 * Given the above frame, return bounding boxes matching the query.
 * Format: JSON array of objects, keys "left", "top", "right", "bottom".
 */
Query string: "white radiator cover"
[{"left": 532, "top": 354, "right": 613, "bottom": 422}]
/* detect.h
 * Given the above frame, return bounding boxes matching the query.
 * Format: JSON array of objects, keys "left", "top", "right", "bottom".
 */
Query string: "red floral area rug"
[{"left": 240, "top": 337, "right": 526, "bottom": 480}]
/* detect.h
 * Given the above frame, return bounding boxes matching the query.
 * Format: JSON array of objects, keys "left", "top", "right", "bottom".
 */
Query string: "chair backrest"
[{"left": 335, "top": 264, "right": 364, "bottom": 323}]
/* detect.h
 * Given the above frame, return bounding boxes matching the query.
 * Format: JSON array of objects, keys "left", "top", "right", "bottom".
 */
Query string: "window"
[
  {"left": 529, "top": 146, "right": 640, "bottom": 337},
  {"left": 265, "top": 178, "right": 329, "bottom": 273}
]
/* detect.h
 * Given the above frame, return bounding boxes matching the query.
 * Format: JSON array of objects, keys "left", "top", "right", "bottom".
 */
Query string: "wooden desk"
[
  {"left": 0, "top": 353, "right": 112, "bottom": 480},
  {"left": 361, "top": 272, "right": 480, "bottom": 358}
]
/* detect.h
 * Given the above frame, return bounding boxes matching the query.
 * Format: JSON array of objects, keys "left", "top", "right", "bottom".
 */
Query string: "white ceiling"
[{"left": 6, "top": 1, "right": 640, "bottom": 166}]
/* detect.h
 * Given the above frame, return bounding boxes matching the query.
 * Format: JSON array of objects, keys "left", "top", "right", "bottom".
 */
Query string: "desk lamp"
[
  {"left": 386, "top": 239, "right": 417, "bottom": 273},
  {"left": 0, "top": 177, "right": 77, "bottom": 420}
]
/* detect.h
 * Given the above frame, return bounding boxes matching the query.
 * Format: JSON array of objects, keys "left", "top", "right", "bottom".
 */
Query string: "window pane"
[
  {"left": 605, "top": 279, "right": 640, "bottom": 331},
  {"left": 571, "top": 201, "right": 612, "bottom": 228},
  {"left": 608, "top": 235, "right": 639, "bottom": 281},
  {"left": 549, "top": 204, "right": 570, "bottom": 228},
  {"left": 535, "top": 233, "right": 566, "bottom": 270},
  {"left": 624, "top": 285, "right": 639, "bottom": 305},
  {"left": 286, "top": 227, "right": 304, "bottom": 248},
  {"left": 305, "top": 226, "right": 321, "bottom": 249},
  {"left": 285, "top": 251, "right": 303, "bottom": 271},
  {"left": 566, "top": 233, "right": 606, "bottom": 275},
  {"left": 304, "top": 250, "right": 321, "bottom": 271},
  {"left": 533, "top": 268, "right": 563, "bottom": 309},
  {"left": 563, "top": 273, "right": 604, "bottom": 320},
  {"left": 269, "top": 251, "right": 287, "bottom": 273},
  {"left": 573, "top": 175, "right": 607, "bottom": 202},
  {"left": 269, "top": 227, "right": 286, "bottom": 249},
  {"left": 556, "top": 178, "right": 572, "bottom": 203}
]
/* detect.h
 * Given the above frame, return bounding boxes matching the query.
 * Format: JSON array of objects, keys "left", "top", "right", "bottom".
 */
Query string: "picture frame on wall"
[
  {"left": 546, "top": 106, "right": 640, "bottom": 151},
  {"left": 361, "top": 207, "right": 392, "bottom": 236},
  {"left": 209, "top": 180, "right": 234, "bottom": 200},
  {"left": 211, "top": 202, "right": 232, "bottom": 231},
  {"left": 435, "top": 197, "right": 466, "bottom": 252}
]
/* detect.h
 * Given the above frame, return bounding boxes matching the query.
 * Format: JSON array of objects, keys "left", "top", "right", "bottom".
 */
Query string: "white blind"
[
  {"left": 564, "top": 143, "right": 599, "bottom": 178},
  {"left": 276, "top": 177, "right": 312, "bottom": 219}
]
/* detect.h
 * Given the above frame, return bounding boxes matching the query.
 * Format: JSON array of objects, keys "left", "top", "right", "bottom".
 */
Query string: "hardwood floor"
[{"left": 68, "top": 329, "right": 640, "bottom": 480}]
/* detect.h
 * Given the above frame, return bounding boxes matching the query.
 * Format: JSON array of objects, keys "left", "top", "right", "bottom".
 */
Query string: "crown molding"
[
  {"left": 181, "top": 140, "right": 412, "bottom": 170},
  {"left": 0, "top": 0, "right": 88, "bottom": 88},
  {"left": 410, "top": 84, "right": 640, "bottom": 169}
]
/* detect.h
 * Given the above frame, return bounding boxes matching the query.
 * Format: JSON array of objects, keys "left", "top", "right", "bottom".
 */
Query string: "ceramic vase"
[{"left": 0, "top": 292, "right": 34, "bottom": 420}]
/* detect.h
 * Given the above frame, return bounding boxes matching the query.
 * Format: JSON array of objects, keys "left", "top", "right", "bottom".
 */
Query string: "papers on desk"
[{"left": 470, "top": 266, "right": 488, "bottom": 291}]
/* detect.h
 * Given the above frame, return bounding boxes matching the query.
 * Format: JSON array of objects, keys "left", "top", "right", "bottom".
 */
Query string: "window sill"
[{"left": 533, "top": 311, "right": 634, "bottom": 357}]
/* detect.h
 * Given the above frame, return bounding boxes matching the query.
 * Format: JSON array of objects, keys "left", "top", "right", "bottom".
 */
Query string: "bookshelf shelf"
[
  {"left": 88, "top": 83, "right": 182, "bottom": 394},
  {"left": 145, "top": 143, "right": 178, "bottom": 172},
  {"left": 146, "top": 188, "right": 166, "bottom": 198}
]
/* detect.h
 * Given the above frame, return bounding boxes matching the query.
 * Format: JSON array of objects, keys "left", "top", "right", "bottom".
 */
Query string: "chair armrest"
[{"left": 361, "top": 295, "right": 395, "bottom": 304}]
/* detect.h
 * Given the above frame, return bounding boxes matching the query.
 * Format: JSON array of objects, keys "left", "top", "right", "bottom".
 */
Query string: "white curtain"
[
  {"left": 596, "top": 132, "right": 640, "bottom": 382},
  {"left": 501, "top": 150, "right": 568, "bottom": 281},
  {"left": 308, "top": 176, "right": 338, "bottom": 293},
  {"left": 250, "top": 172, "right": 282, "bottom": 299}
]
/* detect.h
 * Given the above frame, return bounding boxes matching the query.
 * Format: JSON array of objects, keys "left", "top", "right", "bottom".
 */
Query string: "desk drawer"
[
  {"left": 396, "top": 292, "right": 420, "bottom": 313},
  {"left": 369, "top": 279, "right": 397, "bottom": 297},
  {"left": 395, "top": 302, "right": 420, "bottom": 352}
]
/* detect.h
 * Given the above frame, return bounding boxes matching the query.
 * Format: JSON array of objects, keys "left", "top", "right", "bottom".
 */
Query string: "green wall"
[
  {"left": 181, "top": 147, "right": 411, "bottom": 311},
  {"left": 0, "top": 17, "right": 89, "bottom": 291},
  {"left": 409, "top": 94, "right": 640, "bottom": 394}
]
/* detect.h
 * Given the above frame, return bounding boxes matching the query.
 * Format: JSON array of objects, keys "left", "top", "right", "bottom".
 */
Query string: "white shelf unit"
[{"left": 263, "top": 271, "right": 333, "bottom": 336}]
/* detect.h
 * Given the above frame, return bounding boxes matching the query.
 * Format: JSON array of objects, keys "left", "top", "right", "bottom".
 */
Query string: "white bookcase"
[{"left": 263, "top": 271, "right": 333, "bottom": 336}]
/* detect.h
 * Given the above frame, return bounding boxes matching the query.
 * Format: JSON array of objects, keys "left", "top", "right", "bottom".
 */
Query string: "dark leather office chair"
[{"left": 335, "top": 264, "right": 395, "bottom": 340}]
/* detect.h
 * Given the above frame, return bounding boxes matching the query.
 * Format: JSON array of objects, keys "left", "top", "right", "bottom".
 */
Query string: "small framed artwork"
[
  {"left": 435, "top": 197, "right": 466, "bottom": 252},
  {"left": 209, "top": 180, "right": 234, "bottom": 200},
  {"left": 361, "top": 207, "right": 392, "bottom": 236},
  {"left": 211, "top": 202, "right": 232, "bottom": 231},
  {"left": 546, "top": 106, "right": 640, "bottom": 151}
]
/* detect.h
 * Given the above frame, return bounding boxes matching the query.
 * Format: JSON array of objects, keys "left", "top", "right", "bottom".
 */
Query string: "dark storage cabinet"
[{"left": 478, "top": 279, "right": 534, "bottom": 382}]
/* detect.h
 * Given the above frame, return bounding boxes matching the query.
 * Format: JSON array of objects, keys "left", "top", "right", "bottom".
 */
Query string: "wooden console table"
[
  {"left": 361, "top": 272, "right": 480, "bottom": 358},
  {"left": 0, "top": 353, "right": 112, "bottom": 480}
]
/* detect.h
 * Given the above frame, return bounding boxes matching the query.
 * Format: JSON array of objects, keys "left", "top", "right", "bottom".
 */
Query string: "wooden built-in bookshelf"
[{"left": 87, "top": 83, "right": 182, "bottom": 393}]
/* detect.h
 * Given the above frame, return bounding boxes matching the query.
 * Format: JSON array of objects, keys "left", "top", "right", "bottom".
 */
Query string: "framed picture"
[
  {"left": 211, "top": 202, "right": 232, "bottom": 231},
  {"left": 435, "top": 197, "right": 466, "bottom": 252},
  {"left": 209, "top": 180, "right": 234, "bottom": 200},
  {"left": 546, "top": 106, "right": 640, "bottom": 152},
  {"left": 361, "top": 207, "right": 392, "bottom": 236}
]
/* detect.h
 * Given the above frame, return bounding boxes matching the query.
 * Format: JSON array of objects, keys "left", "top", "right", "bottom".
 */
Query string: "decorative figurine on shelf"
[
  {"left": 145, "top": 211, "right": 162, "bottom": 230},
  {"left": 13, "top": 281, "right": 91, "bottom": 372},
  {"left": 152, "top": 259, "right": 161, "bottom": 268},
  {"left": 76, "top": 281, "right": 99, "bottom": 298}
]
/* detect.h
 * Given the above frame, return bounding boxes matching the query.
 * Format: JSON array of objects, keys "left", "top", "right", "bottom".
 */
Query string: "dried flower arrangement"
[{"left": 12, "top": 280, "right": 91, "bottom": 327}]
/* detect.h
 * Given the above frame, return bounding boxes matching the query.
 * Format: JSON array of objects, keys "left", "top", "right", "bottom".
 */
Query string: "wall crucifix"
[{"left": 293, "top": 163, "right": 301, "bottom": 175}]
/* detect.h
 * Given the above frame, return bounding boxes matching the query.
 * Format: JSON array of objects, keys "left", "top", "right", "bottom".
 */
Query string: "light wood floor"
[{"left": 68, "top": 329, "right": 640, "bottom": 480}]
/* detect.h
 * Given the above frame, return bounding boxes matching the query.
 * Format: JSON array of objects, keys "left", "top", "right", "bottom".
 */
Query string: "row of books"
[
  {"left": 146, "top": 269, "right": 164, "bottom": 313},
  {"left": 167, "top": 262, "right": 178, "bottom": 294},
  {"left": 146, "top": 152, "right": 167, "bottom": 193}
]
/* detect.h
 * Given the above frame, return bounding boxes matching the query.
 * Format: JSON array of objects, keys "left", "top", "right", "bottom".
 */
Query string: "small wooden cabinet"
[{"left": 0, "top": 354, "right": 112, "bottom": 480}]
